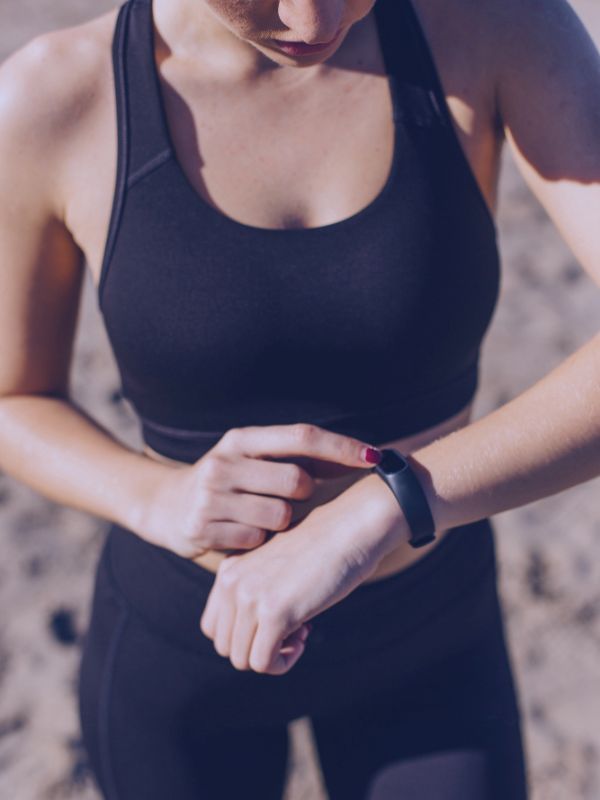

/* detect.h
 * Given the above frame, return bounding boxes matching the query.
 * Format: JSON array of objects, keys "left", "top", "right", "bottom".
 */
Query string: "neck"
[{"left": 153, "top": 0, "right": 370, "bottom": 85}]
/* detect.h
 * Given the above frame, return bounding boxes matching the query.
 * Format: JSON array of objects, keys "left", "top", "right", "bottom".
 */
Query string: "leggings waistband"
[{"left": 103, "top": 517, "right": 498, "bottom": 657}]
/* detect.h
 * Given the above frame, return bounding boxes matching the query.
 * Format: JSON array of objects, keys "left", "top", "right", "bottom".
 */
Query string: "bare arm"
[
  {"left": 0, "top": 29, "right": 170, "bottom": 536},
  {"left": 0, "top": 395, "right": 170, "bottom": 532},
  {"left": 0, "top": 26, "right": 378, "bottom": 558},
  {"left": 402, "top": 334, "right": 600, "bottom": 532},
  {"left": 141, "top": 0, "right": 600, "bottom": 674},
  {"left": 330, "top": 0, "right": 600, "bottom": 552}
]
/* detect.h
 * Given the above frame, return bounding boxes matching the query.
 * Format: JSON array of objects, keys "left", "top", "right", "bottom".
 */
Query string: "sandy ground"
[{"left": 1, "top": 1, "right": 599, "bottom": 798}]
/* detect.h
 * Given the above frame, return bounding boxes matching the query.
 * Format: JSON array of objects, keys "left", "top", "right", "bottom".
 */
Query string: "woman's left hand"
[{"left": 199, "top": 473, "right": 404, "bottom": 675}]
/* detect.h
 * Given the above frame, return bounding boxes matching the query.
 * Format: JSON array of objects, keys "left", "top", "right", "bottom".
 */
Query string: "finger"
[
  {"left": 199, "top": 579, "right": 223, "bottom": 640},
  {"left": 229, "top": 608, "right": 259, "bottom": 671},
  {"left": 249, "top": 617, "right": 305, "bottom": 675},
  {"left": 200, "top": 487, "right": 291, "bottom": 534},
  {"left": 226, "top": 456, "right": 316, "bottom": 501},
  {"left": 283, "top": 623, "right": 311, "bottom": 646},
  {"left": 198, "top": 454, "right": 315, "bottom": 502},
  {"left": 281, "top": 626, "right": 310, "bottom": 653},
  {"left": 255, "top": 454, "right": 365, "bottom": 481},
  {"left": 202, "top": 519, "right": 268, "bottom": 552},
  {"left": 213, "top": 592, "right": 236, "bottom": 658},
  {"left": 269, "top": 628, "right": 309, "bottom": 675},
  {"left": 298, "top": 622, "right": 312, "bottom": 642},
  {"left": 214, "top": 490, "right": 293, "bottom": 533},
  {"left": 290, "top": 456, "right": 373, "bottom": 480},
  {"left": 217, "top": 424, "right": 382, "bottom": 470},
  {"left": 280, "top": 623, "right": 311, "bottom": 650}
]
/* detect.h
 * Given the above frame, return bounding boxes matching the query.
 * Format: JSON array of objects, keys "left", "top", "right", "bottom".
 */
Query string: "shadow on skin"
[{"left": 498, "top": 1, "right": 600, "bottom": 184}]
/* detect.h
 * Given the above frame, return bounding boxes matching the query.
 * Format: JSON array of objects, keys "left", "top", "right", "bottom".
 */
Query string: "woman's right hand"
[{"left": 135, "top": 423, "right": 382, "bottom": 559}]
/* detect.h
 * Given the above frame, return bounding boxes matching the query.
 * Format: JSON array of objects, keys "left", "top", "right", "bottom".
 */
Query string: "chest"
[
  {"left": 63, "top": 6, "right": 502, "bottom": 288},
  {"left": 161, "top": 66, "right": 398, "bottom": 232}
]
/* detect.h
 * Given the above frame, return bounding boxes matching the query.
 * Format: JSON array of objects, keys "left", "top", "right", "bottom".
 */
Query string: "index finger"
[{"left": 216, "top": 423, "right": 382, "bottom": 469}]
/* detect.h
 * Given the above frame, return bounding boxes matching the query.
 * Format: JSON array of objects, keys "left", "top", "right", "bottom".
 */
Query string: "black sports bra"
[{"left": 98, "top": 0, "right": 501, "bottom": 464}]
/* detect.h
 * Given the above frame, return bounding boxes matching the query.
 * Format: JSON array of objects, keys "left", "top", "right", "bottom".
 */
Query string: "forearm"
[
  {"left": 334, "top": 332, "right": 600, "bottom": 555},
  {"left": 409, "top": 333, "right": 600, "bottom": 531},
  {"left": 0, "top": 393, "right": 171, "bottom": 533}
]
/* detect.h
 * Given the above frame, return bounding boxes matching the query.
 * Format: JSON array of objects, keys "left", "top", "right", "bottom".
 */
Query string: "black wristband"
[{"left": 372, "top": 448, "right": 436, "bottom": 548}]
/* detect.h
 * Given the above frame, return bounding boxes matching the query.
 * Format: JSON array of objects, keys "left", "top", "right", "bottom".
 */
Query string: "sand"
[{"left": 0, "top": 2, "right": 599, "bottom": 798}]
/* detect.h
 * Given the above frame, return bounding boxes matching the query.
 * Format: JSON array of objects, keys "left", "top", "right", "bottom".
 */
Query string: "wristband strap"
[{"left": 372, "top": 448, "right": 436, "bottom": 548}]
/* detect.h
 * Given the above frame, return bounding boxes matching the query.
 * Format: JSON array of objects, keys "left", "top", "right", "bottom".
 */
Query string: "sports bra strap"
[
  {"left": 374, "top": 0, "right": 450, "bottom": 127},
  {"left": 111, "top": 0, "right": 453, "bottom": 189},
  {"left": 113, "top": 0, "right": 173, "bottom": 187},
  {"left": 399, "top": 0, "right": 455, "bottom": 129}
]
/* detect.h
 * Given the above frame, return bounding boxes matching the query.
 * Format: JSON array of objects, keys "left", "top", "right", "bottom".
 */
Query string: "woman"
[{"left": 0, "top": 0, "right": 599, "bottom": 797}]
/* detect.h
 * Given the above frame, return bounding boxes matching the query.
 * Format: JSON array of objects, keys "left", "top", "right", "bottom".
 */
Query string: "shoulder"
[
  {"left": 484, "top": 0, "right": 598, "bottom": 71},
  {"left": 483, "top": 0, "right": 600, "bottom": 150},
  {"left": 475, "top": 0, "right": 600, "bottom": 114},
  {"left": 483, "top": 0, "right": 597, "bottom": 50},
  {"left": 471, "top": 0, "right": 600, "bottom": 286},
  {"left": 421, "top": 0, "right": 599, "bottom": 132},
  {"left": 0, "top": 8, "right": 119, "bottom": 214},
  {"left": 431, "top": 0, "right": 596, "bottom": 63}
]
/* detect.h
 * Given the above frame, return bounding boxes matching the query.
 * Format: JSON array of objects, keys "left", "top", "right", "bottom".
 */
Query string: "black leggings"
[{"left": 78, "top": 517, "right": 529, "bottom": 800}]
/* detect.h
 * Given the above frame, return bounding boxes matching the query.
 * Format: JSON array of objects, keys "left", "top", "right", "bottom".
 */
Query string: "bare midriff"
[{"left": 142, "top": 402, "right": 475, "bottom": 584}]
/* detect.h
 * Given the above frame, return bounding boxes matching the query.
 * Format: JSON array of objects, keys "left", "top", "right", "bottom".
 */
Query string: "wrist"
[
  {"left": 371, "top": 449, "right": 439, "bottom": 548},
  {"left": 122, "top": 452, "right": 179, "bottom": 538},
  {"left": 334, "top": 471, "right": 410, "bottom": 561}
]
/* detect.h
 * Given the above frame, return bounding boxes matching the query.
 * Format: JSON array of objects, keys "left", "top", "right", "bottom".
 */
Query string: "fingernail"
[{"left": 362, "top": 446, "right": 382, "bottom": 464}]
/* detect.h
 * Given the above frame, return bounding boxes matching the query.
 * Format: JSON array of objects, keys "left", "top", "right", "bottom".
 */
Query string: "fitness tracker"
[{"left": 371, "top": 448, "right": 436, "bottom": 548}]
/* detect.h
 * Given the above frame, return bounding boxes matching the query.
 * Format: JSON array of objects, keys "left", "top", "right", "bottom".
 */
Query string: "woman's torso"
[
  {"left": 56, "top": 0, "right": 505, "bottom": 583},
  {"left": 63, "top": 0, "right": 503, "bottom": 260}
]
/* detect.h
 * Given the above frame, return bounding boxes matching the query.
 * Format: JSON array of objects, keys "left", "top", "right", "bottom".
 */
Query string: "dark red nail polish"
[{"left": 363, "top": 447, "right": 382, "bottom": 464}]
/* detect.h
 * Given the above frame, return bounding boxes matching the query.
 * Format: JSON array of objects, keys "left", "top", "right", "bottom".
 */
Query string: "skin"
[{"left": 0, "top": 0, "right": 599, "bottom": 673}]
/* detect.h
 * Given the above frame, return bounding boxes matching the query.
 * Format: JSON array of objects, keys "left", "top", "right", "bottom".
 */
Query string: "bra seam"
[
  {"left": 124, "top": 0, "right": 422, "bottom": 238},
  {"left": 127, "top": 147, "right": 173, "bottom": 189},
  {"left": 135, "top": 359, "right": 479, "bottom": 439},
  {"left": 97, "top": 0, "right": 497, "bottom": 297},
  {"left": 142, "top": 0, "right": 406, "bottom": 236},
  {"left": 98, "top": 1, "right": 133, "bottom": 312}
]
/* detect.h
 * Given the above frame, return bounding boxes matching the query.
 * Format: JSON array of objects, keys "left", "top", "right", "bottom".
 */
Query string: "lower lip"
[{"left": 272, "top": 32, "right": 341, "bottom": 57}]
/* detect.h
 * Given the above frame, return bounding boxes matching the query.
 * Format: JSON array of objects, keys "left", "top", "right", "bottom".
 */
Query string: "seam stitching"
[
  {"left": 137, "top": 361, "right": 479, "bottom": 440},
  {"left": 97, "top": 597, "right": 129, "bottom": 800},
  {"left": 127, "top": 148, "right": 173, "bottom": 189},
  {"left": 98, "top": 2, "right": 132, "bottom": 310}
]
